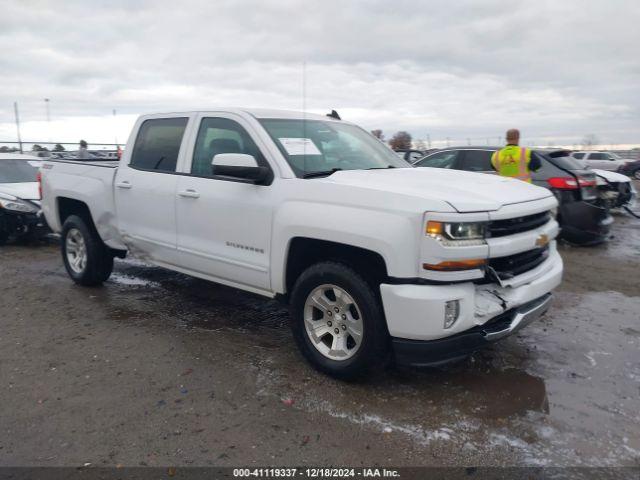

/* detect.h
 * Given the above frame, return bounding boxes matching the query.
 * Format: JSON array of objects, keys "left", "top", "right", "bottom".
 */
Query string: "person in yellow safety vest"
[{"left": 491, "top": 129, "right": 541, "bottom": 183}]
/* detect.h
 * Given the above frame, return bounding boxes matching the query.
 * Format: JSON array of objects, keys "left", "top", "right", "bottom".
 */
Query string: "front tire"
[
  {"left": 61, "top": 215, "right": 113, "bottom": 286},
  {"left": 289, "top": 261, "right": 389, "bottom": 379}
]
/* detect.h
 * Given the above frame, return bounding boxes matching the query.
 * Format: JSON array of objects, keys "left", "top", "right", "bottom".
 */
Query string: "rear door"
[
  {"left": 585, "top": 152, "right": 609, "bottom": 170},
  {"left": 114, "top": 115, "right": 191, "bottom": 266},
  {"left": 175, "top": 113, "right": 275, "bottom": 292}
]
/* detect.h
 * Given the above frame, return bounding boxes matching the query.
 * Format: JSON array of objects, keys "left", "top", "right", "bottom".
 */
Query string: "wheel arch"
[{"left": 283, "top": 237, "right": 389, "bottom": 297}]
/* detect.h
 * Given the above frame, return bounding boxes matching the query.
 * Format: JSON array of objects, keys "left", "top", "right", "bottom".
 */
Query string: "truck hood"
[
  {"left": 322, "top": 168, "right": 552, "bottom": 212},
  {"left": 0, "top": 182, "right": 40, "bottom": 201}
]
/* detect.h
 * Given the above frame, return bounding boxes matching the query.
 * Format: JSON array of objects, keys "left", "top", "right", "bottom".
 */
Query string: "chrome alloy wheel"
[
  {"left": 303, "top": 284, "right": 364, "bottom": 361},
  {"left": 65, "top": 228, "right": 87, "bottom": 273}
]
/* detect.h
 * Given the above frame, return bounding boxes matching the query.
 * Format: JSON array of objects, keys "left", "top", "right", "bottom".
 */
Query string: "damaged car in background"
[
  {"left": 572, "top": 158, "right": 637, "bottom": 211},
  {"left": 0, "top": 153, "right": 49, "bottom": 245},
  {"left": 414, "top": 148, "right": 612, "bottom": 245}
]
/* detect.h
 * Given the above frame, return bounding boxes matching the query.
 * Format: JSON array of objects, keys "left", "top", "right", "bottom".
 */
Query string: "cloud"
[{"left": 0, "top": 0, "right": 638, "bottom": 146}]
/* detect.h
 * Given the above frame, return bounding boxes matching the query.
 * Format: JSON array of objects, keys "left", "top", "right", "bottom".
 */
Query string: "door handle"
[
  {"left": 178, "top": 189, "right": 200, "bottom": 199},
  {"left": 116, "top": 181, "right": 132, "bottom": 189}
]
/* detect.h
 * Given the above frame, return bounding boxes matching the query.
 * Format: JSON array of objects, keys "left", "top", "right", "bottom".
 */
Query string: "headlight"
[
  {"left": 0, "top": 198, "right": 38, "bottom": 213},
  {"left": 426, "top": 221, "right": 487, "bottom": 245}
]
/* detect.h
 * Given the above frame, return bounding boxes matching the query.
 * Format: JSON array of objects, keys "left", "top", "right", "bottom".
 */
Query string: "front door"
[
  {"left": 175, "top": 114, "right": 275, "bottom": 292},
  {"left": 114, "top": 116, "right": 190, "bottom": 266}
]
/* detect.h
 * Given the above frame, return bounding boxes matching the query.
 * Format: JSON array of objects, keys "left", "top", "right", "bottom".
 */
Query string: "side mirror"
[{"left": 211, "top": 153, "right": 269, "bottom": 184}]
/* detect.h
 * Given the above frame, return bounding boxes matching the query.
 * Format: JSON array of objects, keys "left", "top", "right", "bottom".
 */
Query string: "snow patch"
[{"left": 110, "top": 273, "right": 160, "bottom": 288}]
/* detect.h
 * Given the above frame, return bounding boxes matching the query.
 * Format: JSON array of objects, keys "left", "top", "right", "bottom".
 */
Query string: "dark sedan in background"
[{"left": 414, "top": 147, "right": 612, "bottom": 245}]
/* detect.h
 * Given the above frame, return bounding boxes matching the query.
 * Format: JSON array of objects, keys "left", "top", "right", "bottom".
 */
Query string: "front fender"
[{"left": 270, "top": 200, "right": 422, "bottom": 293}]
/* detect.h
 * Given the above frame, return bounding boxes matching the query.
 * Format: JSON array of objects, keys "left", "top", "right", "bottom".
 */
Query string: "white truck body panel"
[{"left": 40, "top": 108, "right": 563, "bottom": 342}]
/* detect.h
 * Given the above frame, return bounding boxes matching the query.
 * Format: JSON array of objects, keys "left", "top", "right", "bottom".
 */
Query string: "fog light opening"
[{"left": 444, "top": 300, "right": 460, "bottom": 329}]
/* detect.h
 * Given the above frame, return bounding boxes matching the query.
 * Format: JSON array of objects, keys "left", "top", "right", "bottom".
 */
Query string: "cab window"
[
  {"left": 191, "top": 117, "right": 268, "bottom": 177},
  {"left": 130, "top": 118, "right": 188, "bottom": 172}
]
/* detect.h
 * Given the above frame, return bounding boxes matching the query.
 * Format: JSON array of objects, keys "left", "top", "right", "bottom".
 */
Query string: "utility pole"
[
  {"left": 446, "top": 137, "right": 450, "bottom": 147},
  {"left": 426, "top": 134, "right": 431, "bottom": 149},
  {"left": 14, "top": 102, "right": 23, "bottom": 153},
  {"left": 467, "top": 137, "right": 471, "bottom": 146}
]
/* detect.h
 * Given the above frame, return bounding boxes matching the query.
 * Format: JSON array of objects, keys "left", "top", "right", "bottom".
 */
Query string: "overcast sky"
[{"left": 1, "top": 0, "right": 639, "bottom": 148}]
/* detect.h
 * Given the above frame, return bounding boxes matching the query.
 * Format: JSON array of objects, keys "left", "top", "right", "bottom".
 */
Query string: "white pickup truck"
[{"left": 40, "top": 109, "right": 563, "bottom": 378}]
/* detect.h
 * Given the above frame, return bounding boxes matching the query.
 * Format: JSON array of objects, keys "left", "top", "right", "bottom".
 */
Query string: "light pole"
[
  {"left": 44, "top": 98, "right": 51, "bottom": 142},
  {"left": 14, "top": 102, "right": 23, "bottom": 153},
  {"left": 113, "top": 109, "right": 118, "bottom": 146}
]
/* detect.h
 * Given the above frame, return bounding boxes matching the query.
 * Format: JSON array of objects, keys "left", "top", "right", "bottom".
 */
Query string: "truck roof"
[{"left": 141, "top": 108, "right": 340, "bottom": 122}]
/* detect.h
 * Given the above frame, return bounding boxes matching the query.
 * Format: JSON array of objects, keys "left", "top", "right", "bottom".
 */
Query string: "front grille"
[
  {"left": 488, "top": 211, "right": 550, "bottom": 238},
  {"left": 488, "top": 246, "right": 550, "bottom": 280}
]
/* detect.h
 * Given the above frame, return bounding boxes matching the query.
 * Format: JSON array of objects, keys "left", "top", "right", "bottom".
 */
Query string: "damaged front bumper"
[
  {"left": 380, "top": 247, "right": 563, "bottom": 366},
  {"left": 392, "top": 294, "right": 552, "bottom": 366}
]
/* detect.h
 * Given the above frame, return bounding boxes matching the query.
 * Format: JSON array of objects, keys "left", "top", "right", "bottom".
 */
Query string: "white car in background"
[
  {"left": 571, "top": 151, "right": 632, "bottom": 171},
  {"left": 0, "top": 153, "right": 49, "bottom": 244}
]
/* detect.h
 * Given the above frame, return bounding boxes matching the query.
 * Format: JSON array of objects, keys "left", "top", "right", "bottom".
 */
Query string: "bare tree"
[
  {"left": 414, "top": 139, "right": 427, "bottom": 151},
  {"left": 389, "top": 131, "right": 412, "bottom": 151},
  {"left": 370, "top": 129, "right": 384, "bottom": 141},
  {"left": 581, "top": 134, "right": 599, "bottom": 148}
]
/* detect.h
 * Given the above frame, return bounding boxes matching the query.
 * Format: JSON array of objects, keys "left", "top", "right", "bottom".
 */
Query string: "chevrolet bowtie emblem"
[{"left": 535, "top": 234, "right": 549, "bottom": 248}]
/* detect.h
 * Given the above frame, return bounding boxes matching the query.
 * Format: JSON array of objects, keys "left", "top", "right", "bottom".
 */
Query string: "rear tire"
[
  {"left": 61, "top": 215, "right": 113, "bottom": 286},
  {"left": 289, "top": 261, "right": 389, "bottom": 379}
]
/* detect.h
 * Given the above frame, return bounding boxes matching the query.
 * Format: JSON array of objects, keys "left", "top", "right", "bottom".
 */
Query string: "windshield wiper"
[
  {"left": 365, "top": 165, "right": 396, "bottom": 170},
  {"left": 303, "top": 168, "right": 342, "bottom": 179}
]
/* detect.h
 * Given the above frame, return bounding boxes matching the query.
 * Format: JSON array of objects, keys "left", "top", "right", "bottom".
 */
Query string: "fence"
[{"left": 0, "top": 140, "right": 121, "bottom": 155}]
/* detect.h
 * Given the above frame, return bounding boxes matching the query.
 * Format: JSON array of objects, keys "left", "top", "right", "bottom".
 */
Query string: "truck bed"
[{"left": 40, "top": 158, "right": 124, "bottom": 249}]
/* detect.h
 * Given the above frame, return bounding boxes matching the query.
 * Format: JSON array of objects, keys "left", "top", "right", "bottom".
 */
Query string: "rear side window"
[
  {"left": 457, "top": 150, "right": 493, "bottom": 171},
  {"left": 130, "top": 118, "right": 188, "bottom": 172},
  {"left": 414, "top": 150, "right": 459, "bottom": 168},
  {"left": 541, "top": 152, "right": 584, "bottom": 170},
  {"left": 588, "top": 153, "right": 606, "bottom": 160},
  {"left": 572, "top": 152, "right": 585, "bottom": 159}
]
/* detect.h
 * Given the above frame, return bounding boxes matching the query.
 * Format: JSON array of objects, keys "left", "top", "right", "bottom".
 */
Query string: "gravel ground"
[{"left": 1, "top": 208, "right": 639, "bottom": 468}]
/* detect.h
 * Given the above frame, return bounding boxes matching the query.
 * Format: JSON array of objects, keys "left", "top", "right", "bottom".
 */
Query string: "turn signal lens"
[
  {"left": 36, "top": 171, "right": 42, "bottom": 199},
  {"left": 422, "top": 259, "right": 486, "bottom": 271},
  {"left": 426, "top": 221, "right": 443, "bottom": 236}
]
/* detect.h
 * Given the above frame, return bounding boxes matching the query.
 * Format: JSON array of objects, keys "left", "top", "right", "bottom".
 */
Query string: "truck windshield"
[
  {"left": 259, "top": 119, "right": 411, "bottom": 178},
  {"left": 0, "top": 160, "right": 39, "bottom": 183}
]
